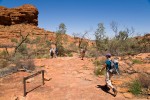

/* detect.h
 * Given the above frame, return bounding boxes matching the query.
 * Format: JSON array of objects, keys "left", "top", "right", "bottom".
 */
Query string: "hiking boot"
[{"left": 112, "top": 88, "right": 117, "bottom": 97}]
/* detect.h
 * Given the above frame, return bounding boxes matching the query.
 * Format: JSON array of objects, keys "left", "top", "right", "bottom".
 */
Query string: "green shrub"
[
  {"left": 46, "top": 40, "right": 51, "bottom": 46},
  {"left": 93, "top": 60, "right": 101, "bottom": 66},
  {"left": 17, "top": 43, "right": 27, "bottom": 54},
  {"left": 24, "top": 37, "right": 31, "bottom": 43},
  {"left": 67, "top": 43, "right": 78, "bottom": 53},
  {"left": 31, "top": 36, "right": 41, "bottom": 44},
  {"left": 94, "top": 66, "right": 105, "bottom": 76},
  {"left": 68, "top": 52, "right": 73, "bottom": 57},
  {"left": 132, "top": 59, "right": 142, "bottom": 64},
  {"left": 0, "top": 59, "right": 8, "bottom": 69},
  {"left": 42, "top": 54, "right": 50, "bottom": 58},
  {"left": 11, "top": 38, "right": 18, "bottom": 43},
  {"left": 129, "top": 80, "right": 142, "bottom": 95},
  {"left": 86, "top": 48, "right": 99, "bottom": 58},
  {"left": 93, "top": 59, "right": 105, "bottom": 66},
  {"left": 0, "top": 50, "right": 8, "bottom": 58},
  {"left": 22, "top": 59, "right": 35, "bottom": 71},
  {"left": 57, "top": 44, "right": 65, "bottom": 56},
  {"left": 93, "top": 60, "right": 105, "bottom": 76},
  {"left": 94, "top": 66, "right": 101, "bottom": 76},
  {"left": 11, "top": 52, "right": 24, "bottom": 68},
  {"left": 138, "top": 74, "right": 150, "bottom": 89}
]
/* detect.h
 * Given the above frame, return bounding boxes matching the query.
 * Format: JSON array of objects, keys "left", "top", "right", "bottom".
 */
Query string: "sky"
[{"left": 0, "top": 0, "right": 150, "bottom": 39}]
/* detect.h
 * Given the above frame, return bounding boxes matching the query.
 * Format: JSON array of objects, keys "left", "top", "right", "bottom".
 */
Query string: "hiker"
[
  {"left": 80, "top": 48, "right": 86, "bottom": 60},
  {"left": 100, "top": 53, "right": 118, "bottom": 96},
  {"left": 55, "top": 47, "right": 58, "bottom": 57},
  {"left": 50, "top": 48, "right": 55, "bottom": 58}
]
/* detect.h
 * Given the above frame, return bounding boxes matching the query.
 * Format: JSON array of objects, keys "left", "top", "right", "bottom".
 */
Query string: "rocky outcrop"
[{"left": 0, "top": 4, "right": 38, "bottom": 26}]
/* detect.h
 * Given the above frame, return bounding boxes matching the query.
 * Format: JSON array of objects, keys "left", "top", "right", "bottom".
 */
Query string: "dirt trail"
[{"left": 0, "top": 57, "right": 127, "bottom": 100}]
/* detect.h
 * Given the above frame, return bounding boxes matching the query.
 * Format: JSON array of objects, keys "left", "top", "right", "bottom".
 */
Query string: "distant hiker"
[
  {"left": 50, "top": 48, "right": 55, "bottom": 58},
  {"left": 80, "top": 48, "right": 86, "bottom": 60},
  {"left": 100, "top": 53, "right": 118, "bottom": 96},
  {"left": 55, "top": 47, "right": 58, "bottom": 57}
]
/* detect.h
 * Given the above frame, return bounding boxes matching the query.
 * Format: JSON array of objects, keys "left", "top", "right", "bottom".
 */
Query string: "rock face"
[{"left": 0, "top": 4, "right": 38, "bottom": 26}]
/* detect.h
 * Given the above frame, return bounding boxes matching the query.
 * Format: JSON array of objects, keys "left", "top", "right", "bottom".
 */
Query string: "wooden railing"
[{"left": 23, "top": 70, "right": 45, "bottom": 96}]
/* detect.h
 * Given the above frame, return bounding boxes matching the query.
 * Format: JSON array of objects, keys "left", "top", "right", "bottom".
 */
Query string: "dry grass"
[{"left": 138, "top": 74, "right": 150, "bottom": 89}]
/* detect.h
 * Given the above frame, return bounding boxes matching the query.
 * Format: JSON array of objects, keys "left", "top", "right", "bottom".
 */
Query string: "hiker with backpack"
[
  {"left": 50, "top": 48, "right": 55, "bottom": 58},
  {"left": 55, "top": 47, "right": 58, "bottom": 57},
  {"left": 80, "top": 48, "right": 86, "bottom": 60},
  {"left": 100, "top": 53, "right": 119, "bottom": 96}
]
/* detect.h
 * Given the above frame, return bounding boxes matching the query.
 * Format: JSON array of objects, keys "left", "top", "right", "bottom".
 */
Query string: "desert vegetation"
[
  {"left": 0, "top": 3, "right": 150, "bottom": 100},
  {"left": 128, "top": 73, "right": 150, "bottom": 96},
  {"left": 0, "top": 10, "right": 149, "bottom": 100}
]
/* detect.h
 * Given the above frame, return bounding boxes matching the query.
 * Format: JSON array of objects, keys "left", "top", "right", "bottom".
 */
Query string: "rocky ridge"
[{"left": 0, "top": 4, "right": 38, "bottom": 26}]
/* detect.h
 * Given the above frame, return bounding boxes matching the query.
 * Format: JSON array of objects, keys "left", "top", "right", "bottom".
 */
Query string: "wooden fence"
[{"left": 23, "top": 70, "right": 44, "bottom": 96}]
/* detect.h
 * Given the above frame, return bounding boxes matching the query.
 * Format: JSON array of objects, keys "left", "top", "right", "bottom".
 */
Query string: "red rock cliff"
[{"left": 0, "top": 4, "right": 38, "bottom": 26}]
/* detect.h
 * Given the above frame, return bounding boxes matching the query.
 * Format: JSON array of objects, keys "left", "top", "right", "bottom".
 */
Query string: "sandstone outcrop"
[{"left": 0, "top": 4, "right": 38, "bottom": 26}]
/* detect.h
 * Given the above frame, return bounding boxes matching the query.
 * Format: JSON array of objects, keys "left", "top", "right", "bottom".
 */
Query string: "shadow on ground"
[{"left": 97, "top": 85, "right": 115, "bottom": 97}]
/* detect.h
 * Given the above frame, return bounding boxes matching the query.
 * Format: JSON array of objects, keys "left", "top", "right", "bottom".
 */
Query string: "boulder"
[{"left": 123, "top": 93, "right": 133, "bottom": 99}]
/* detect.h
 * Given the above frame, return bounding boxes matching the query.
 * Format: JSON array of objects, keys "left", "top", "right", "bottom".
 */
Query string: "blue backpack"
[{"left": 108, "top": 60, "right": 120, "bottom": 75}]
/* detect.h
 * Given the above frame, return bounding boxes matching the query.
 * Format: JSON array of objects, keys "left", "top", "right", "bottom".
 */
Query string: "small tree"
[
  {"left": 78, "top": 31, "right": 88, "bottom": 48},
  {"left": 110, "top": 21, "right": 135, "bottom": 55},
  {"left": 110, "top": 21, "right": 118, "bottom": 37},
  {"left": 14, "top": 30, "right": 29, "bottom": 55},
  {"left": 57, "top": 23, "right": 67, "bottom": 34},
  {"left": 55, "top": 23, "right": 67, "bottom": 56},
  {"left": 94, "top": 23, "right": 107, "bottom": 52},
  {"left": 116, "top": 31, "right": 128, "bottom": 40}
]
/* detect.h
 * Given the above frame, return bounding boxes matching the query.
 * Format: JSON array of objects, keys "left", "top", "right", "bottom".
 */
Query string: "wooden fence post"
[
  {"left": 23, "top": 70, "right": 45, "bottom": 97},
  {"left": 23, "top": 77, "right": 26, "bottom": 97},
  {"left": 42, "top": 70, "right": 44, "bottom": 85}
]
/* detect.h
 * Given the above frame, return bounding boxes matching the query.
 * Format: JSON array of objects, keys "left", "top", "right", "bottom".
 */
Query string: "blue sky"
[{"left": 0, "top": 0, "right": 150, "bottom": 39}]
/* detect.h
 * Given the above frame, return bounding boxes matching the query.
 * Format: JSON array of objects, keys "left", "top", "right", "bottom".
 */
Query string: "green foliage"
[
  {"left": 46, "top": 40, "right": 51, "bottom": 46},
  {"left": 0, "top": 59, "right": 8, "bottom": 69},
  {"left": 55, "top": 31, "right": 64, "bottom": 49},
  {"left": 55, "top": 23, "right": 68, "bottom": 56},
  {"left": 31, "top": 36, "right": 41, "bottom": 44},
  {"left": 68, "top": 43, "right": 78, "bottom": 52},
  {"left": 67, "top": 52, "right": 73, "bottom": 57},
  {"left": 11, "top": 38, "right": 18, "bottom": 43},
  {"left": 107, "top": 37, "right": 139, "bottom": 56},
  {"left": 0, "top": 50, "right": 8, "bottom": 58},
  {"left": 80, "top": 41, "right": 88, "bottom": 50},
  {"left": 94, "top": 65, "right": 105, "bottom": 76},
  {"left": 11, "top": 52, "right": 24, "bottom": 61},
  {"left": 36, "top": 54, "right": 50, "bottom": 59},
  {"left": 24, "top": 37, "right": 31, "bottom": 43},
  {"left": 86, "top": 48, "right": 98, "bottom": 58},
  {"left": 23, "top": 59, "right": 35, "bottom": 71},
  {"left": 57, "top": 23, "right": 67, "bottom": 34},
  {"left": 10, "top": 52, "right": 24, "bottom": 68},
  {"left": 17, "top": 43, "right": 27, "bottom": 54},
  {"left": 93, "top": 59, "right": 105, "bottom": 76},
  {"left": 116, "top": 31, "right": 128, "bottom": 40},
  {"left": 94, "top": 66, "right": 101, "bottom": 76},
  {"left": 57, "top": 44, "right": 65, "bottom": 56},
  {"left": 0, "top": 32, "right": 38, "bottom": 72},
  {"left": 135, "top": 34, "right": 150, "bottom": 53},
  {"left": 132, "top": 59, "right": 142, "bottom": 64},
  {"left": 129, "top": 80, "right": 142, "bottom": 95},
  {"left": 95, "top": 23, "right": 108, "bottom": 52},
  {"left": 93, "top": 60, "right": 101, "bottom": 66}
]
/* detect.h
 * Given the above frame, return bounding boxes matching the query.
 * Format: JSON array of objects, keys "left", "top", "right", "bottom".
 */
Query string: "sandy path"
[{"left": 0, "top": 57, "right": 126, "bottom": 100}]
